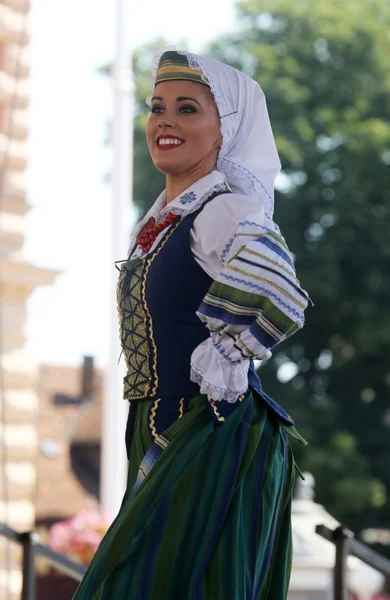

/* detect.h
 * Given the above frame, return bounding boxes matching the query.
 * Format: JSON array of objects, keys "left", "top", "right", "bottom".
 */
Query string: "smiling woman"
[
  {"left": 146, "top": 81, "right": 222, "bottom": 192},
  {"left": 73, "top": 48, "right": 309, "bottom": 600}
]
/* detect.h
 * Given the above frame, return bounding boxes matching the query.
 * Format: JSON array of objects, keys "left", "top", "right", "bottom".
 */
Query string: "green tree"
[{"left": 130, "top": 0, "right": 390, "bottom": 539}]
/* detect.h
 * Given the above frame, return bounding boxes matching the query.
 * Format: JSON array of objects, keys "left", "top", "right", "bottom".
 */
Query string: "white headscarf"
[{"left": 149, "top": 47, "right": 282, "bottom": 224}]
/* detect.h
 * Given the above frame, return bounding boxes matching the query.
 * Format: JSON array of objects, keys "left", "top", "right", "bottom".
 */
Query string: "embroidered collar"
[
  {"left": 159, "top": 170, "right": 231, "bottom": 218},
  {"left": 127, "top": 171, "right": 231, "bottom": 257}
]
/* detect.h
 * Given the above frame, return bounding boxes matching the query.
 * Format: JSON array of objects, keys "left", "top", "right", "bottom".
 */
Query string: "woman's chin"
[{"left": 153, "top": 160, "right": 186, "bottom": 176}]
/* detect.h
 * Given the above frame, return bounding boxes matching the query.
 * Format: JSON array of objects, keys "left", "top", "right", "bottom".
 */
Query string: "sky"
[{"left": 24, "top": 0, "right": 236, "bottom": 367}]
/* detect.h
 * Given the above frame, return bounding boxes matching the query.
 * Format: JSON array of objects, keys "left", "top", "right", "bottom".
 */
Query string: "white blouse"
[{"left": 129, "top": 170, "right": 308, "bottom": 402}]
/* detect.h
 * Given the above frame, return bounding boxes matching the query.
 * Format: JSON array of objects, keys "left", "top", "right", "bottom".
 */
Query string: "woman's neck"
[{"left": 165, "top": 168, "right": 214, "bottom": 204}]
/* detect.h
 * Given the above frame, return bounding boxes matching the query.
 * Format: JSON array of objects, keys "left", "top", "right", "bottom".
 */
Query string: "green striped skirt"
[{"left": 73, "top": 389, "right": 300, "bottom": 599}]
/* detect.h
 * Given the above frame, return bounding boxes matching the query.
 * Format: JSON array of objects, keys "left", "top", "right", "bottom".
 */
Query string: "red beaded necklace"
[{"left": 136, "top": 212, "right": 179, "bottom": 253}]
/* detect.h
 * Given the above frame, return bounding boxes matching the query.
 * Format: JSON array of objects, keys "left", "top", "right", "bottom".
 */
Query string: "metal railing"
[
  {"left": 0, "top": 522, "right": 87, "bottom": 600},
  {"left": 316, "top": 524, "right": 390, "bottom": 600},
  {"left": 2, "top": 520, "right": 390, "bottom": 599}
]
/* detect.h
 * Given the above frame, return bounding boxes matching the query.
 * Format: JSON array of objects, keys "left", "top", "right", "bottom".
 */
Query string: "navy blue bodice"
[{"left": 117, "top": 191, "right": 294, "bottom": 438}]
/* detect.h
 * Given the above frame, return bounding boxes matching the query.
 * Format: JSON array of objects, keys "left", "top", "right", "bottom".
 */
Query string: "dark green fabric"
[{"left": 73, "top": 391, "right": 296, "bottom": 599}]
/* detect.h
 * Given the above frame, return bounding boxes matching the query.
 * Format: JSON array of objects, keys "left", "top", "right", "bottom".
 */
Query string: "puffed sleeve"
[{"left": 190, "top": 195, "right": 310, "bottom": 403}]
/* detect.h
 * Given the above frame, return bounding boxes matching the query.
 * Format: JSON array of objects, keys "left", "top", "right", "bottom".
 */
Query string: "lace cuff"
[{"left": 190, "top": 338, "right": 249, "bottom": 403}]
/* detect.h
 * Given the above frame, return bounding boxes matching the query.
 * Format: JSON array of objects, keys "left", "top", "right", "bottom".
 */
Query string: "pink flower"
[
  {"left": 49, "top": 511, "right": 111, "bottom": 564},
  {"left": 49, "top": 522, "right": 70, "bottom": 552}
]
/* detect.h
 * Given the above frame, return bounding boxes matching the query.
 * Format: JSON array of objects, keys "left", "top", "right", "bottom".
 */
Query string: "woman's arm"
[{"left": 190, "top": 194, "right": 310, "bottom": 402}]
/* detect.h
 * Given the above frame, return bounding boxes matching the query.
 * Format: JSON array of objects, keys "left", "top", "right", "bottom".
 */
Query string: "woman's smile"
[{"left": 156, "top": 135, "right": 185, "bottom": 150}]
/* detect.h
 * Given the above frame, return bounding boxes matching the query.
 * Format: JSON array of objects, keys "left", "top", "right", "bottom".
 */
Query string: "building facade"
[{"left": 0, "top": 0, "right": 60, "bottom": 596}]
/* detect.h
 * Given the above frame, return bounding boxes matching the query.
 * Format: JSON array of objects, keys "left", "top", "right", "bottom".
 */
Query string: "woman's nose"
[
  {"left": 158, "top": 110, "right": 176, "bottom": 128},
  {"left": 158, "top": 120, "right": 173, "bottom": 128}
]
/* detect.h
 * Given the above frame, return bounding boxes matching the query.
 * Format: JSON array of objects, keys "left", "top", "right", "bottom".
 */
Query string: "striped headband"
[{"left": 155, "top": 50, "right": 209, "bottom": 87}]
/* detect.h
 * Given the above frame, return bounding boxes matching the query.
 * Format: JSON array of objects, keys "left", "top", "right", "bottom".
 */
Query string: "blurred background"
[{"left": 0, "top": 0, "right": 389, "bottom": 598}]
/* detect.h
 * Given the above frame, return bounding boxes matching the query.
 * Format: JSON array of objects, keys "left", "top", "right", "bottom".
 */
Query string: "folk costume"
[{"left": 73, "top": 49, "right": 309, "bottom": 600}]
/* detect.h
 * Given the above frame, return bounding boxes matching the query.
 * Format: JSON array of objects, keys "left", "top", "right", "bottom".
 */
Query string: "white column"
[{"left": 100, "top": 0, "right": 134, "bottom": 518}]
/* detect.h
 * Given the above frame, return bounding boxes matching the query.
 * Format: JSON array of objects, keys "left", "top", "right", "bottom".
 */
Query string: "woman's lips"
[
  {"left": 157, "top": 143, "right": 184, "bottom": 151},
  {"left": 156, "top": 136, "right": 184, "bottom": 151}
]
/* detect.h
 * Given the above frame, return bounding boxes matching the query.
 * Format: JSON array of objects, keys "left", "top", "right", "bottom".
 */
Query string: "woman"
[{"left": 73, "top": 48, "right": 309, "bottom": 600}]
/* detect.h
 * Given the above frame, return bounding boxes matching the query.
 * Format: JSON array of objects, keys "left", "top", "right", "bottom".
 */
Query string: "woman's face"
[{"left": 146, "top": 80, "right": 222, "bottom": 177}]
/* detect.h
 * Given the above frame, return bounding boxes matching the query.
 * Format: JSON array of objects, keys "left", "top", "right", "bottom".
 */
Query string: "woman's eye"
[
  {"left": 150, "top": 105, "right": 163, "bottom": 114},
  {"left": 150, "top": 104, "right": 196, "bottom": 115},
  {"left": 179, "top": 105, "right": 197, "bottom": 114}
]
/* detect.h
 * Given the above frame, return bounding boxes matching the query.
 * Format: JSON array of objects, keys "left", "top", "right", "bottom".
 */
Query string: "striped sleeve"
[{"left": 196, "top": 229, "right": 309, "bottom": 362}]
